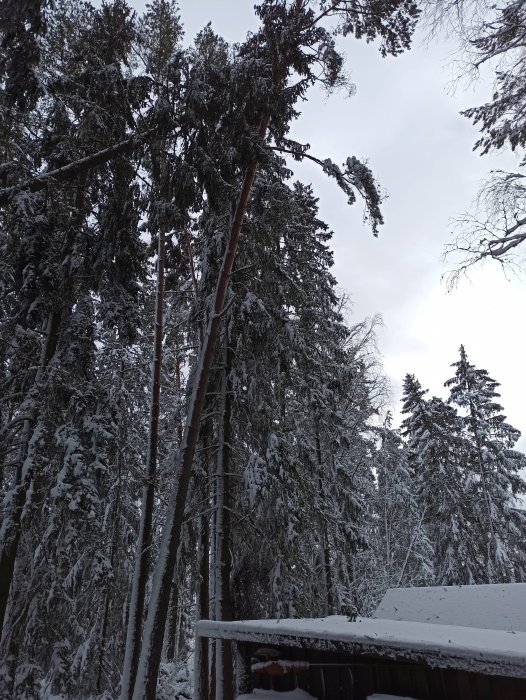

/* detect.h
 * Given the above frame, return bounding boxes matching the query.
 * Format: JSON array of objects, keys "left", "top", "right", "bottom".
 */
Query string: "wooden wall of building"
[{"left": 241, "top": 641, "right": 525, "bottom": 700}]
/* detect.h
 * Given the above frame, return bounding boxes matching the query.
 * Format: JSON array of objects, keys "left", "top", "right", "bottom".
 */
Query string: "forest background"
[{"left": 1, "top": 0, "right": 526, "bottom": 699}]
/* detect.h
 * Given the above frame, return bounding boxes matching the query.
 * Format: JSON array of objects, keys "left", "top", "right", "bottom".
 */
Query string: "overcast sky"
[{"left": 131, "top": 0, "right": 526, "bottom": 448}]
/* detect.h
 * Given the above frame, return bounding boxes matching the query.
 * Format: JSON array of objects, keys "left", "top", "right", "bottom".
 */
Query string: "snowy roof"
[
  {"left": 196, "top": 615, "right": 526, "bottom": 678},
  {"left": 374, "top": 583, "right": 526, "bottom": 633},
  {"left": 238, "top": 691, "right": 416, "bottom": 700}
]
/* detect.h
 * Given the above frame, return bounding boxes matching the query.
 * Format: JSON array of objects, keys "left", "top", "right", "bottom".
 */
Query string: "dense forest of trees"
[{"left": 1, "top": 0, "right": 525, "bottom": 699}]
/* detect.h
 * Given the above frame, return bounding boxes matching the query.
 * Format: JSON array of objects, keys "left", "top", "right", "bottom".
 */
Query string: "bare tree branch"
[{"left": 444, "top": 169, "right": 526, "bottom": 285}]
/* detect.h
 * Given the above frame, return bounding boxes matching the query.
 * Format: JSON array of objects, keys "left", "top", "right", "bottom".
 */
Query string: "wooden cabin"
[{"left": 196, "top": 583, "right": 526, "bottom": 700}]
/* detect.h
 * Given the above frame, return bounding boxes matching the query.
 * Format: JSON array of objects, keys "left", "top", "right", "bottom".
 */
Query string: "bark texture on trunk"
[
  {"left": 165, "top": 570, "right": 180, "bottom": 663},
  {"left": 97, "top": 441, "right": 123, "bottom": 694}
]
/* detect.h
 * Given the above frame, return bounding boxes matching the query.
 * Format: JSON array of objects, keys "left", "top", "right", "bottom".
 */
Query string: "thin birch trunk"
[
  {"left": 131, "top": 116, "right": 269, "bottom": 700},
  {"left": 120, "top": 219, "right": 166, "bottom": 700},
  {"left": 208, "top": 499, "right": 216, "bottom": 700}
]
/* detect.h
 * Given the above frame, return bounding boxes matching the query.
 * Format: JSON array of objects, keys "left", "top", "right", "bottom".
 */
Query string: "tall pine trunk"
[
  {"left": 193, "top": 510, "right": 210, "bottom": 700},
  {"left": 120, "top": 220, "right": 166, "bottom": 700},
  {"left": 130, "top": 116, "right": 269, "bottom": 700},
  {"left": 214, "top": 326, "right": 234, "bottom": 700}
]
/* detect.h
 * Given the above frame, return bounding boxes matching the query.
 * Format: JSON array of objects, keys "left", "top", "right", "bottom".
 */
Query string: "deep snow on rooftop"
[
  {"left": 374, "top": 583, "right": 526, "bottom": 632},
  {"left": 197, "top": 614, "right": 526, "bottom": 678}
]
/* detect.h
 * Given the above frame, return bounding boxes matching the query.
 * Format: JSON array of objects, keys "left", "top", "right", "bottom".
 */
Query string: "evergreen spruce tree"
[
  {"left": 229, "top": 180, "right": 384, "bottom": 621},
  {"left": 400, "top": 376, "right": 479, "bottom": 585},
  {"left": 379, "top": 391, "right": 435, "bottom": 588},
  {"left": 446, "top": 345, "right": 526, "bottom": 582}
]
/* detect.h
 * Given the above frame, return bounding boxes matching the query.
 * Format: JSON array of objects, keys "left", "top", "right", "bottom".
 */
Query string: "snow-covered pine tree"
[{"left": 445, "top": 345, "right": 526, "bottom": 582}]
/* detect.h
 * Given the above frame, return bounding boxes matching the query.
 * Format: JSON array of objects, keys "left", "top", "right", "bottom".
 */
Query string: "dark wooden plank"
[
  {"left": 490, "top": 675, "right": 523, "bottom": 700},
  {"left": 320, "top": 665, "right": 341, "bottom": 700},
  {"left": 337, "top": 665, "right": 354, "bottom": 700},
  {"left": 373, "top": 661, "right": 393, "bottom": 696},
  {"left": 450, "top": 669, "right": 473, "bottom": 700},
  {"left": 422, "top": 667, "right": 447, "bottom": 700},
  {"left": 306, "top": 665, "right": 326, "bottom": 700},
  {"left": 394, "top": 664, "right": 417, "bottom": 698},
  {"left": 354, "top": 663, "right": 377, "bottom": 700},
  {"left": 409, "top": 665, "right": 431, "bottom": 700},
  {"left": 470, "top": 670, "right": 492, "bottom": 700}
]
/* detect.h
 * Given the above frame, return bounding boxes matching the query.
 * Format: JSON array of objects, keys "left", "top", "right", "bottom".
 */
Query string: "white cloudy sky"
[{"left": 132, "top": 0, "right": 526, "bottom": 447}]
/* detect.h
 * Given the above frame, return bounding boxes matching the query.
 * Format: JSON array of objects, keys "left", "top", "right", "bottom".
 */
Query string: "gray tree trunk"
[
  {"left": 214, "top": 326, "right": 234, "bottom": 700},
  {"left": 120, "top": 216, "right": 166, "bottom": 700}
]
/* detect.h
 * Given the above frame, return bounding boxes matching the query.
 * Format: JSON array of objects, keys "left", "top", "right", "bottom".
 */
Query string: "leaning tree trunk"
[
  {"left": 120, "top": 217, "right": 166, "bottom": 700},
  {"left": 130, "top": 116, "right": 269, "bottom": 700}
]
